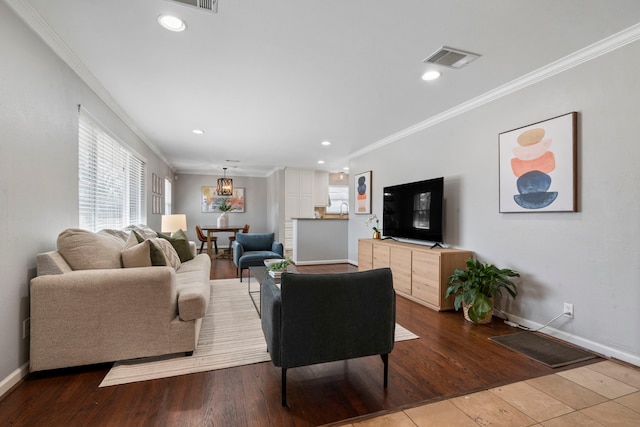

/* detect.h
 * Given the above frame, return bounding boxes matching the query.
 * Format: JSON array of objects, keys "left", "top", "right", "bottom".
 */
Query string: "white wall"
[
  {"left": 173, "top": 173, "right": 270, "bottom": 246},
  {"left": 0, "top": 3, "right": 174, "bottom": 390},
  {"left": 348, "top": 40, "right": 640, "bottom": 366}
]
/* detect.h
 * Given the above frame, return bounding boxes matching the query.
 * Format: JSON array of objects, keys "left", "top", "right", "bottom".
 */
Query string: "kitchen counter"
[
  {"left": 292, "top": 218, "right": 348, "bottom": 265},
  {"left": 292, "top": 217, "right": 349, "bottom": 220}
]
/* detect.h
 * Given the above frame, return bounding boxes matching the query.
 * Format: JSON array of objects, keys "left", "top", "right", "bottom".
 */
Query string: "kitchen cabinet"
[{"left": 314, "top": 171, "right": 329, "bottom": 207}]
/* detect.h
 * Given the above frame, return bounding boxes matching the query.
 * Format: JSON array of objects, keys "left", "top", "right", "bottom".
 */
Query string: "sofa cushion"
[
  {"left": 99, "top": 228, "right": 129, "bottom": 242},
  {"left": 123, "top": 224, "right": 157, "bottom": 239},
  {"left": 57, "top": 228, "right": 124, "bottom": 270},
  {"left": 236, "top": 233, "right": 275, "bottom": 251},
  {"left": 151, "top": 238, "right": 181, "bottom": 270},
  {"left": 132, "top": 231, "right": 167, "bottom": 266},
  {"left": 239, "top": 251, "right": 283, "bottom": 265},
  {"left": 121, "top": 233, "right": 153, "bottom": 268},
  {"left": 157, "top": 229, "right": 195, "bottom": 263}
]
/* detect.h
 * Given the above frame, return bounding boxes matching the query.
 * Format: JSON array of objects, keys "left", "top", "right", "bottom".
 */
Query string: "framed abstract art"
[{"left": 499, "top": 112, "right": 577, "bottom": 213}]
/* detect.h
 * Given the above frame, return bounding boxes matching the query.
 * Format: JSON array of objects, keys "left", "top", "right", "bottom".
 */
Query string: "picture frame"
[
  {"left": 152, "top": 173, "right": 163, "bottom": 195},
  {"left": 201, "top": 187, "right": 245, "bottom": 213},
  {"left": 152, "top": 195, "right": 163, "bottom": 214},
  {"left": 354, "top": 171, "right": 372, "bottom": 215},
  {"left": 499, "top": 112, "right": 578, "bottom": 213}
]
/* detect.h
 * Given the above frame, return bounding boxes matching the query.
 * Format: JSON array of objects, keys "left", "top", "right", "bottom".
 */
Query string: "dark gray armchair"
[
  {"left": 261, "top": 268, "right": 396, "bottom": 406},
  {"left": 232, "top": 232, "right": 284, "bottom": 281}
]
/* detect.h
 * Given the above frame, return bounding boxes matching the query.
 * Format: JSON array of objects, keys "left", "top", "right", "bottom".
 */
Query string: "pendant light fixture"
[{"left": 217, "top": 167, "right": 233, "bottom": 196}]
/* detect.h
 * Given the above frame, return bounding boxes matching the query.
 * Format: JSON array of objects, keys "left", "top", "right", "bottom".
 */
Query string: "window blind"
[{"left": 78, "top": 109, "right": 145, "bottom": 231}]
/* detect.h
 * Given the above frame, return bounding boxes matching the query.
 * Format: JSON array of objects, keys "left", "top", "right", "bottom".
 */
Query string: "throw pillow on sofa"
[
  {"left": 121, "top": 233, "right": 153, "bottom": 268},
  {"left": 151, "top": 237, "right": 181, "bottom": 270},
  {"left": 57, "top": 228, "right": 124, "bottom": 270},
  {"left": 156, "top": 229, "right": 194, "bottom": 263},
  {"left": 132, "top": 231, "right": 167, "bottom": 266}
]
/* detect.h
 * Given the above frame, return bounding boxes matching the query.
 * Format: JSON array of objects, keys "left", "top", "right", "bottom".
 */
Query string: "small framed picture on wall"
[{"left": 354, "top": 171, "right": 372, "bottom": 215}]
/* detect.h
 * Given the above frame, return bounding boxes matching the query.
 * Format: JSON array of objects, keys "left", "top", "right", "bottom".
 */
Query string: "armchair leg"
[
  {"left": 281, "top": 368, "right": 288, "bottom": 407},
  {"left": 381, "top": 354, "right": 389, "bottom": 387}
]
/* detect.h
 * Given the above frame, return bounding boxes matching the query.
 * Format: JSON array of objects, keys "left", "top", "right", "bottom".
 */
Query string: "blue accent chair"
[
  {"left": 233, "top": 232, "right": 284, "bottom": 281},
  {"left": 261, "top": 268, "right": 396, "bottom": 406}
]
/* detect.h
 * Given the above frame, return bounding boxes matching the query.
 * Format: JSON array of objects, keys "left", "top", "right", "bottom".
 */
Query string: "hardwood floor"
[{"left": 0, "top": 259, "right": 601, "bottom": 426}]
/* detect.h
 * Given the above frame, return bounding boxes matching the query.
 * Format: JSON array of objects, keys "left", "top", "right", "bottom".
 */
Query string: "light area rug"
[{"left": 100, "top": 278, "right": 418, "bottom": 387}]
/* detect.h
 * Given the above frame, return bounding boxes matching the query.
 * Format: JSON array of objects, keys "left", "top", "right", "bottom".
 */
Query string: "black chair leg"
[
  {"left": 381, "top": 353, "right": 389, "bottom": 387},
  {"left": 281, "top": 368, "right": 287, "bottom": 407},
  {"left": 199, "top": 242, "right": 204, "bottom": 254}
]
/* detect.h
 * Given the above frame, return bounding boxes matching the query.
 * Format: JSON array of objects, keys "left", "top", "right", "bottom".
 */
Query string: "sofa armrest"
[
  {"left": 233, "top": 241, "right": 245, "bottom": 266},
  {"left": 271, "top": 241, "right": 284, "bottom": 257},
  {"left": 189, "top": 241, "right": 197, "bottom": 257},
  {"left": 31, "top": 267, "right": 178, "bottom": 325},
  {"left": 29, "top": 267, "right": 180, "bottom": 371},
  {"left": 261, "top": 278, "right": 282, "bottom": 366}
]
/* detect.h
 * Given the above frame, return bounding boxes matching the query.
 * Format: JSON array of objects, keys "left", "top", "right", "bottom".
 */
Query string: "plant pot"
[
  {"left": 373, "top": 231, "right": 381, "bottom": 239},
  {"left": 217, "top": 211, "right": 229, "bottom": 228},
  {"left": 462, "top": 298, "right": 494, "bottom": 324}
]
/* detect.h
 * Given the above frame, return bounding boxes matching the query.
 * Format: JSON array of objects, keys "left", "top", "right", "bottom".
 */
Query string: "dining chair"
[
  {"left": 228, "top": 224, "right": 250, "bottom": 253},
  {"left": 196, "top": 225, "right": 218, "bottom": 254}
]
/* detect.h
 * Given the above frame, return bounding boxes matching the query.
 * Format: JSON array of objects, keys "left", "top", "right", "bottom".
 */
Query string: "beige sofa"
[{"left": 29, "top": 226, "right": 211, "bottom": 372}]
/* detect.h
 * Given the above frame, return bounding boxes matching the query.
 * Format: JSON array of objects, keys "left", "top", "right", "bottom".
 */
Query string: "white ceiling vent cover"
[
  {"left": 423, "top": 46, "right": 481, "bottom": 69},
  {"left": 167, "top": 0, "right": 218, "bottom": 13}
]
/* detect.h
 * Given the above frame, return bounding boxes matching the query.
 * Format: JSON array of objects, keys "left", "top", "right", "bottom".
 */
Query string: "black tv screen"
[{"left": 382, "top": 177, "right": 444, "bottom": 243}]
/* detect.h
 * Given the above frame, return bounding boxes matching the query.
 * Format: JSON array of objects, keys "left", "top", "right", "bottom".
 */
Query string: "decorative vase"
[
  {"left": 462, "top": 298, "right": 494, "bottom": 324},
  {"left": 217, "top": 211, "right": 229, "bottom": 228},
  {"left": 373, "top": 231, "right": 381, "bottom": 239}
]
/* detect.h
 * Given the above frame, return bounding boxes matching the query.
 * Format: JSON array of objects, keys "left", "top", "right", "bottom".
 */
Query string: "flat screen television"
[{"left": 382, "top": 177, "right": 444, "bottom": 244}]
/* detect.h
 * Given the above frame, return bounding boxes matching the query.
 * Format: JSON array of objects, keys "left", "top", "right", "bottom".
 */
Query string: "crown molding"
[
  {"left": 349, "top": 22, "right": 640, "bottom": 160},
  {"left": 6, "top": 0, "right": 175, "bottom": 171}
]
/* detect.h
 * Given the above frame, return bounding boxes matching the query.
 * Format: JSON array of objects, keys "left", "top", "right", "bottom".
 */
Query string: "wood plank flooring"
[{"left": 0, "top": 258, "right": 601, "bottom": 426}]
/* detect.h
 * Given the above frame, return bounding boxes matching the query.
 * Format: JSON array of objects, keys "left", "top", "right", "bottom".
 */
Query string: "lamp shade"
[{"left": 161, "top": 214, "right": 187, "bottom": 234}]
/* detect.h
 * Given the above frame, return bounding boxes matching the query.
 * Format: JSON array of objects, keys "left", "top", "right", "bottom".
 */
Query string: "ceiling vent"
[
  {"left": 423, "top": 46, "right": 481, "bottom": 69},
  {"left": 168, "top": 0, "right": 218, "bottom": 13}
]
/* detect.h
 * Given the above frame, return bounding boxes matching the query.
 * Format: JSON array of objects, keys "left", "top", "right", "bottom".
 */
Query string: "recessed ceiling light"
[
  {"left": 321, "top": 141, "right": 331, "bottom": 146},
  {"left": 343, "top": 167, "right": 349, "bottom": 171},
  {"left": 317, "top": 160, "right": 325, "bottom": 164},
  {"left": 421, "top": 70, "right": 442, "bottom": 81},
  {"left": 158, "top": 15, "right": 186, "bottom": 32},
  {"left": 192, "top": 129, "right": 204, "bottom": 135}
]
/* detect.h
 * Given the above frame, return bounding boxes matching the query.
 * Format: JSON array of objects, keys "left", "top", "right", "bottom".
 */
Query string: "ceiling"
[{"left": 11, "top": 0, "right": 640, "bottom": 176}]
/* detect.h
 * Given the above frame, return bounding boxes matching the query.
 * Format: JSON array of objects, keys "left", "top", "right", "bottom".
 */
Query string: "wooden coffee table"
[{"left": 248, "top": 265, "right": 297, "bottom": 318}]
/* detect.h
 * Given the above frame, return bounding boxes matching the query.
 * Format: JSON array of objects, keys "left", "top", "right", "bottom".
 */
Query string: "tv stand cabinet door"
[
  {"left": 390, "top": 246, "right": 412, "bottom": 294},
  {"left": 412, "top": 251, "right": 441, "bottom": 309},
  {"left": 372, "top": 242, "right": 390, "bottom": 269},
  {"left": 358, "top": 240, "right": 373, "bottom": 271}
]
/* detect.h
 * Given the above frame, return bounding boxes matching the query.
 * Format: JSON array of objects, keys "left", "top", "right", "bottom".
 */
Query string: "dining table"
[{"left": 199, "top": 225, "right": 244, "bottom": 259}]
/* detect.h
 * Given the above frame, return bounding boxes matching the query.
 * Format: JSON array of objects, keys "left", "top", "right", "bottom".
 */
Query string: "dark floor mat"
[{"left": 489, "top": 332, "right": 596, "bottom": 368}]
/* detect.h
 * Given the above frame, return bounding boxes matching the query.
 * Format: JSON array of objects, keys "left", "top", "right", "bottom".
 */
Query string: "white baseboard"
[
  {"left": 504, "top": 313, "right": 640, "bottom": 367},
  {"left": 293, "top": 258, "right": 350, "bottom": 266},
  {"left": 0, "top": 361, "right": 29, "bottom": 399}
]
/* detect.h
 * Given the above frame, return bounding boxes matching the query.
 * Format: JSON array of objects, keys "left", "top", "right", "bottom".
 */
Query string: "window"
[
  {"left": 413, "top": 192, "right": 431, "bottom": 229},
  {"left": 326, "top": 185, "right": 349, "bottom": 214},
  {"left": 164, "top": 178, "right": 172, "bottom": 214},
  {"left": 78, "top": 109, "right": 146, "bottom": 231}
]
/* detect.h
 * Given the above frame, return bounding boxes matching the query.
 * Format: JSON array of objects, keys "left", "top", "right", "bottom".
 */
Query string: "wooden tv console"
[{"left": 358, "top": 239, "right": 473, "bottom": 311}]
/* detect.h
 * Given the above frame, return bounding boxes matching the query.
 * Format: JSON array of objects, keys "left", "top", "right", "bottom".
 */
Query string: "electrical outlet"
[
  {"left": 563, "top": 303, "right": 574, "bottom": 318},
  {"left": 22, "top": 318, "right": 30, "bottom": 339}
]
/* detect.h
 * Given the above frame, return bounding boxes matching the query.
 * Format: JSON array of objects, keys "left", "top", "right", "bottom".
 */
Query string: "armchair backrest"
[
  {"left": 275, "top": 268, "right": 395, "bottom": 369},
  {"left": 235, "top": 232, "right": 275, "bottom": 251}
]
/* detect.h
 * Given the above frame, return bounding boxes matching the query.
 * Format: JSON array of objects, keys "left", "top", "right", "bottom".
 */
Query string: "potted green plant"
[
  {"left": 216, "top": 198, "right": 235, "bottom": 227},
  {"left": 445, "top": 258, "right": 520, "bottom": 324}
]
